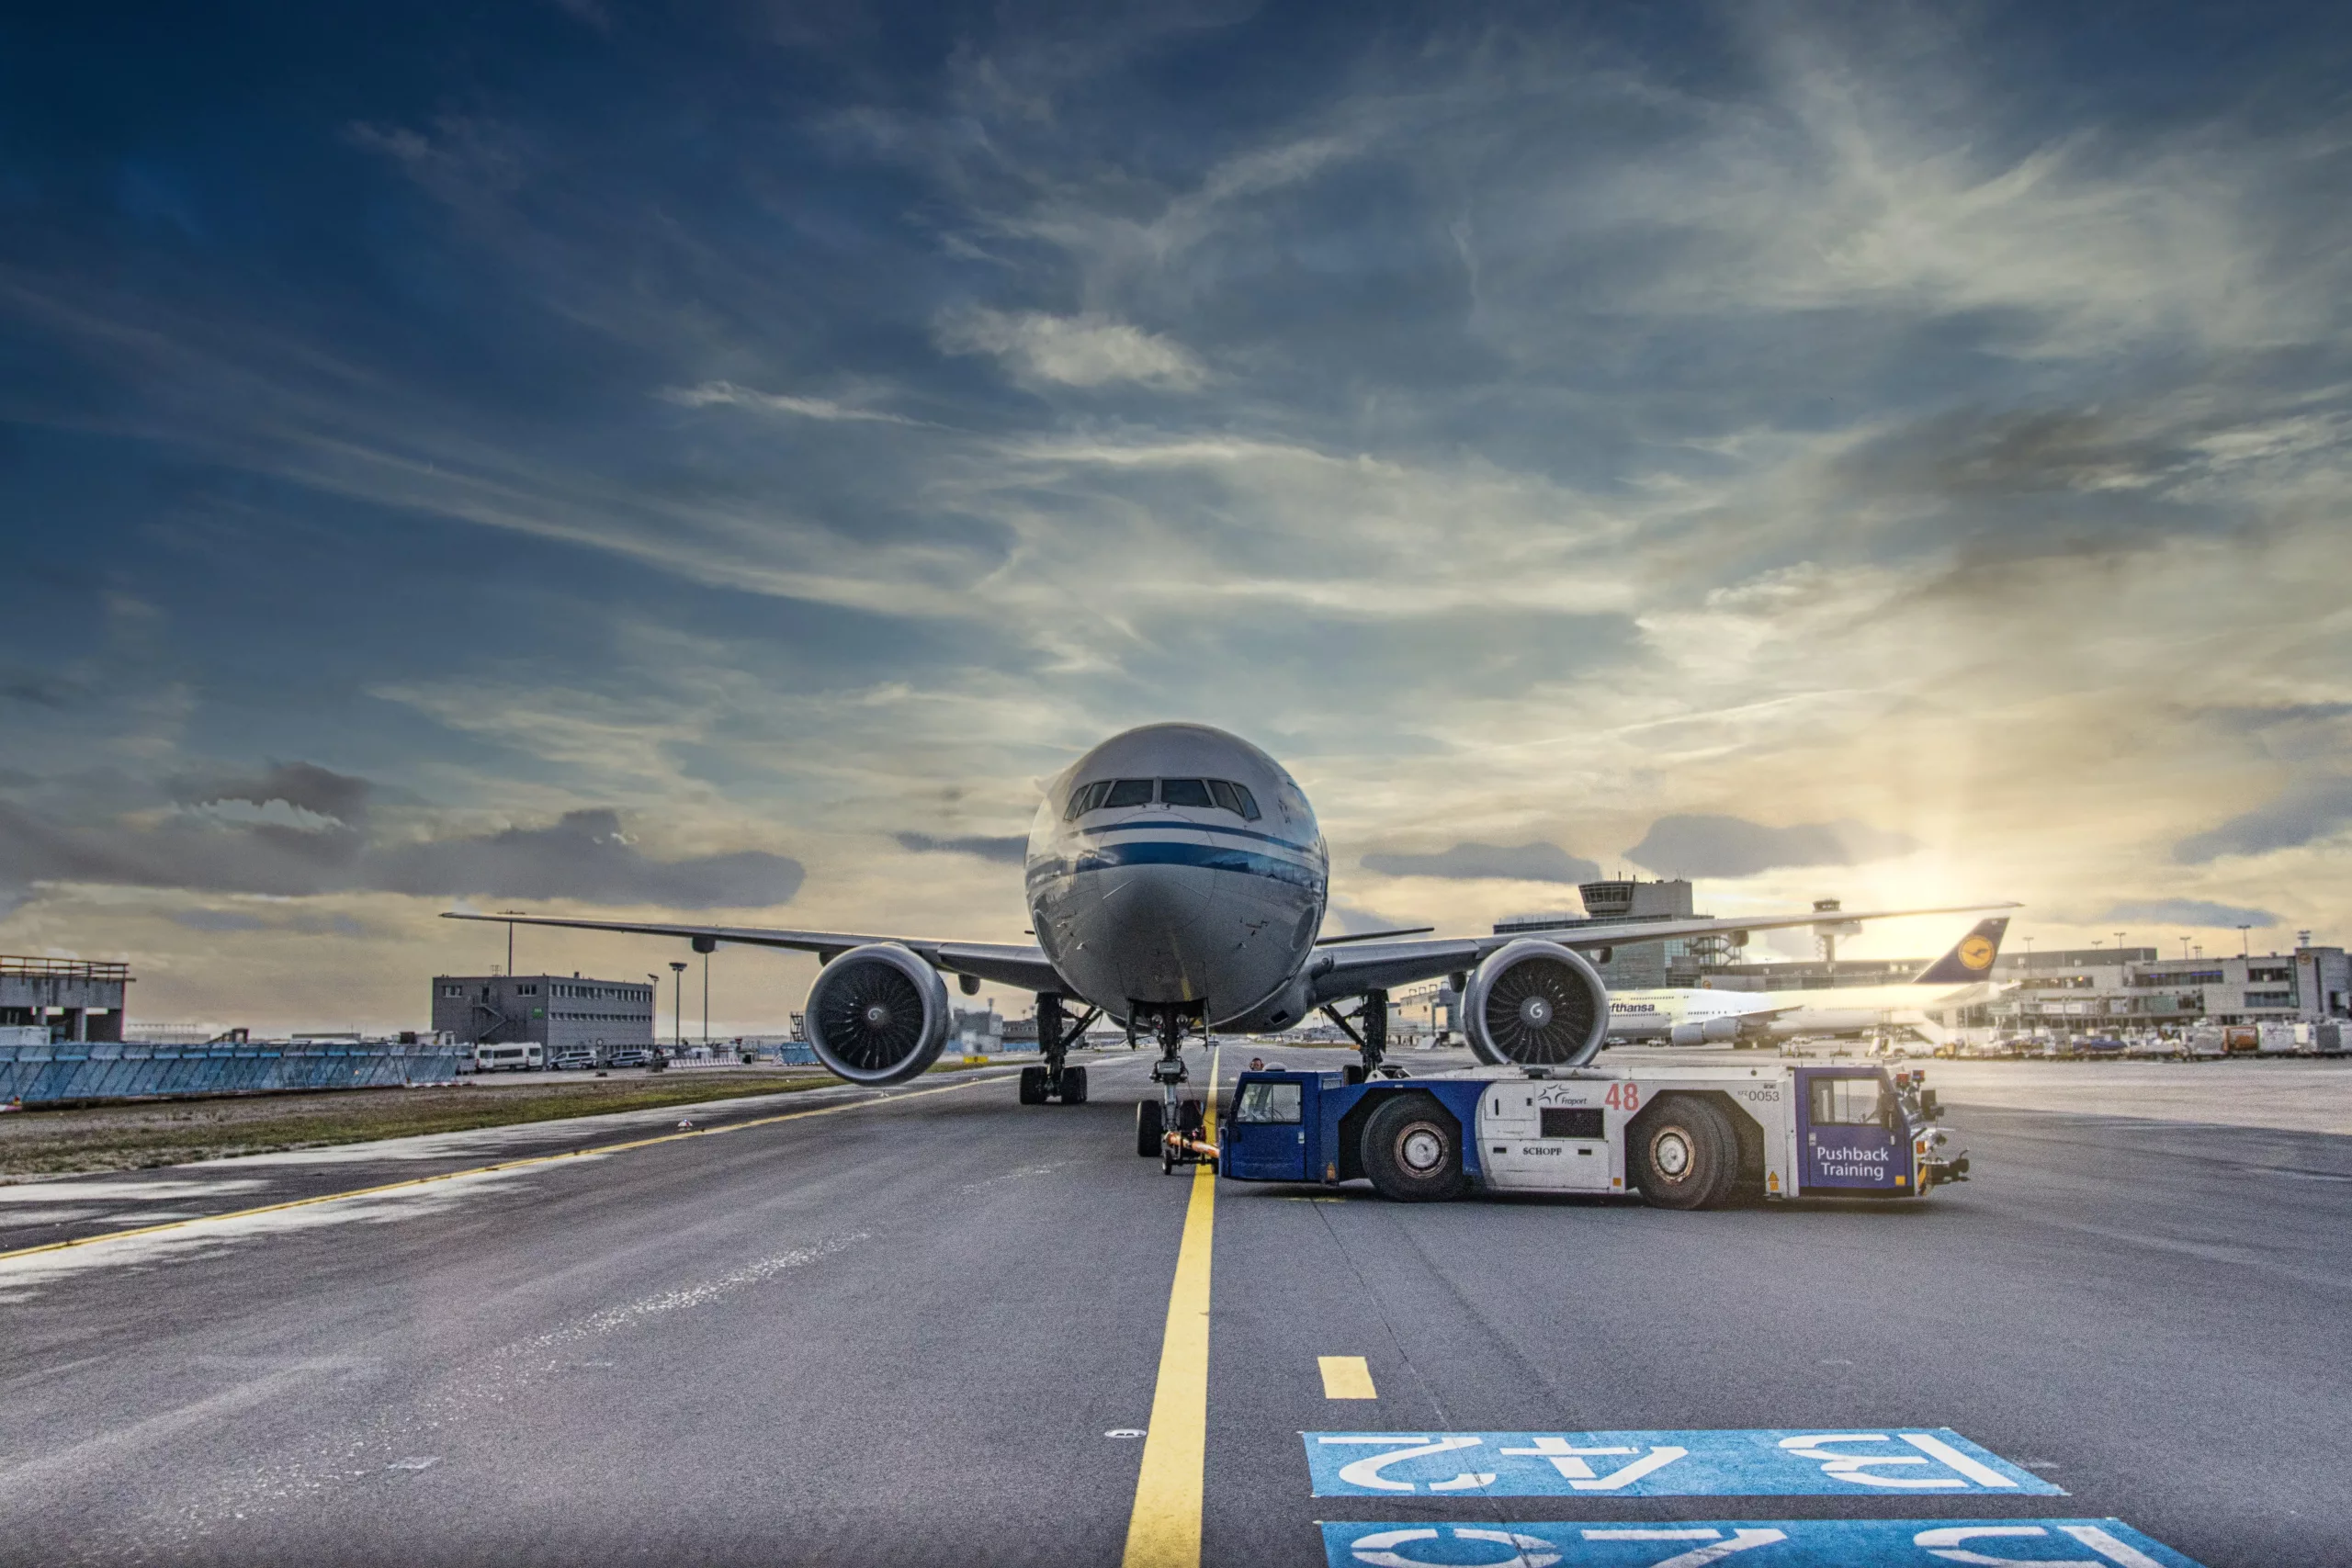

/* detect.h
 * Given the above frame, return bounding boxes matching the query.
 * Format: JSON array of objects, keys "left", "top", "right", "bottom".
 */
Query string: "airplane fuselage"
[{"left": 1025, "top": 723, "right": 1329, "bottom": 1029}]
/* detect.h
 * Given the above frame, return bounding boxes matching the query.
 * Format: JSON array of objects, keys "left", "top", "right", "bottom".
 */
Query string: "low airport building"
[
  {"left": 1, "top": 954, "right": 130, "bottom": 1043},
  {"left": 432, "top": 973, "right": 654, "bottom": 1052}
]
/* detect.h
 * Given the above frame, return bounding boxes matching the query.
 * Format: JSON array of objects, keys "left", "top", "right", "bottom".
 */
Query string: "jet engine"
[
  {"left": 803, "top": 942, "right": 953, "bottom": 1084},
  {"left": 1669, "top": 1016, "right": 1744, "bottom": 1047},
  {"left": 1464, "top": 939, "right": 1609, "bottom": 1068}
]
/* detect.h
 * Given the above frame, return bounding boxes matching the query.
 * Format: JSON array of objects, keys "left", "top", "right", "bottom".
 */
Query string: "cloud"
[
  {"left": 369, "top": 810, "right": 805, "bottom": 907},
  {"left": 1361, "top": 842, "right": 1601, "bottom": 885},
  {"left": 1625, "top": 815, "right": 1918, "bottom": 879},
  {"left": 2173, "top": 777, "right": 2352, "bottom": 863},
  {"left": 0, "top": 785, "right": 803, "bottom": 910},
  {"left": 169, "top": 908, "right": 373, "bottom": 938},
  {"left": 172, "top": 761, "right": 373, "bottom": 826},
  {"left": 658, "top": 381, "right": 923, "bottom": 425},
  {"left": 894, "top": 831, "right": 1028, "bottom": 864},
  {"left": 2103, "top": 898, "right": 2279, "bottom": 931},
  {"left": 935, "top": 310, "right": 1205, "bottom": 389}
]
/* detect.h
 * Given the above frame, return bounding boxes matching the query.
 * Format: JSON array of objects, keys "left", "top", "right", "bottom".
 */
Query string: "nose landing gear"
[{"left": 1131, "top": 1002, "right": 1216, "bottom": 1171}]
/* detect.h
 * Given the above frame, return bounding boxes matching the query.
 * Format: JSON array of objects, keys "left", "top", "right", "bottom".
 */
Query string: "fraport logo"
[{"left": 1959, "top": 935, "right": 1996, "bottom": 970}]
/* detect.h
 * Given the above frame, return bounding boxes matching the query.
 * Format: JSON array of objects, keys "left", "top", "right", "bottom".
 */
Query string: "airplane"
[
  {"left": 447, "top": 723, "right": 2013, "bottom": 1156},
  {"left": 1608, "top": 917, "right": 2014, "bottom": 1046}
]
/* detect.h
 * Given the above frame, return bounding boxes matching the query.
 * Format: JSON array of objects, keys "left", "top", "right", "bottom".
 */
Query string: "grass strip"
[{"left": 0, "top": 1074, "right": 848, "bottom": 1179}]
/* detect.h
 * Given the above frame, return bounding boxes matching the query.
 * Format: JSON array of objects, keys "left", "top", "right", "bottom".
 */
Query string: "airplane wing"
[
  {"left": 1306, "top": 903, "right": 2018, "bottom": 1004},
  {"left": 439, "top": 912, "right": 1064, "bottom": 994}
]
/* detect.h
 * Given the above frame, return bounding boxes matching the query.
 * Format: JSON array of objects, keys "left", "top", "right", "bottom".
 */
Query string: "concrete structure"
[
  {"left": 432, "top": 973, "right": 653, "bottom": 1054},
  {"left": 0, "top": 956, "right": 130, "bottom": 1043}
]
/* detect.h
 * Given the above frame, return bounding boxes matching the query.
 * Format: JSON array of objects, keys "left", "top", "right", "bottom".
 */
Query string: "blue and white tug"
[{"left": 1219, "top": 1060, "right": 1968, "bottom": 1207}]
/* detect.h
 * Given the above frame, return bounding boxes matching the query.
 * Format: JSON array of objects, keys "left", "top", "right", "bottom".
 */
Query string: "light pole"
[
  {"left": 669, "top": 961, "right": 688, "bottom": 1051},
  {"left": 2236, "top": 924, "right": 2251, "bottom": 958}
]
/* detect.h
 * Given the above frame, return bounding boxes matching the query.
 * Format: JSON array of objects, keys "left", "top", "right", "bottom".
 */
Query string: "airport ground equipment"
[{"left": 1218, "top": 1061, "right": 1965, "bottom": 1206}]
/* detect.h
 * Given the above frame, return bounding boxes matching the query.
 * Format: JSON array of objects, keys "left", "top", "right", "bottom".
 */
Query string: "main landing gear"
[
  {"left": 1130, "top": 1002, "right": 1216, "bottom": 1173},
  {"left": 1319, "top": 988, "right": 1405, "bottom": 1085},
  {"left": 1018, "top": 992, "right": 1102, "bottom": 1106}
]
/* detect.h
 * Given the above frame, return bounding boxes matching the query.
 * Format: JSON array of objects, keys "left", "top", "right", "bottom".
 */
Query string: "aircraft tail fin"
[{"left": 1911, "top": 917, "right": 2009, "bottom": 984}]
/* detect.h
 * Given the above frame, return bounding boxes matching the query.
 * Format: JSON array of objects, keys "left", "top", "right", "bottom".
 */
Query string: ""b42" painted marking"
[
  {"left": 1318, "top": 1517, "right": 2203, "bottom": 1568},
  {"left": 1301, "top": 1429, "right": 2060, "bottom": 1497}
]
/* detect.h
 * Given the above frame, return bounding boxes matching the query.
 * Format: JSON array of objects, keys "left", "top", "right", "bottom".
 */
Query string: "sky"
[{"left": 3, "top": 2, "right": 2348, "bottom": 1033}]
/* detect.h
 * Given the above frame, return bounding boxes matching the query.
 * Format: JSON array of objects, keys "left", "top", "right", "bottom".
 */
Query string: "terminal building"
[
  {"left": 1, "top": 955, "right": 130, "bottom": 1043},
  {"left": 431, "top": 973, "right": 654, "bottom": 1052}
]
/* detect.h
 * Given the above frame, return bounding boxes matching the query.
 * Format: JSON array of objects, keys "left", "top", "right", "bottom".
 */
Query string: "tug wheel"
[
  {"left": 1630, "top": 1096, "right": 1737, "bottom": 1210},
  {"left": 1361, "top": 1095, "right": 1467, "bottom": 1202}
]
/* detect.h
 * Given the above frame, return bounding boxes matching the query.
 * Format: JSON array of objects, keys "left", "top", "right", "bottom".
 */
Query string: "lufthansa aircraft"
[
  {"left": 449, "top": 723, "right": 2008, "bottom": 1154},
  {"left": 1606, "top": 917, "right": 2013, "bottom": 1046}
]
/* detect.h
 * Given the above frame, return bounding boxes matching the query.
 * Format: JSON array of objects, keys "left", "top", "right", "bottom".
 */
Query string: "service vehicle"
[
  {"left": 473, "top": 1042, "right": 544, "bottom": 1073},
  {"left": 1216, "top": 1060, "right": 1966, "bottom": 1207}
]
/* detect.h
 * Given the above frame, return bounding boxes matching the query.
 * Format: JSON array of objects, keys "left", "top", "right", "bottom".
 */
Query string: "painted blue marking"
[
  {"left": 1302, "top": 1430, "right": 2061, "bottom": 1498},
  {"left": 1319, "top": 1518, "right": 2203, "bottom": 1567}
]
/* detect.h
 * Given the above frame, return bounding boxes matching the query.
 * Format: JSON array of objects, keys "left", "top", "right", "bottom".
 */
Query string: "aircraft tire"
[
  {"left": 1630, "top": 1096, "right": 1736, "bottom": 1211},
  {"left": 1059, "top": 1066, "right": 1088, "bottom": 1104},
  {"left": 1018, "top": 1066, "right": 1047, "bottom": 1105},
  {"left": 1361, "top": 1094, "right": 1467, "bottom": 1202},
  {"left": 1136, "top": 1098, "right": 1163, "bottom": 1156}
]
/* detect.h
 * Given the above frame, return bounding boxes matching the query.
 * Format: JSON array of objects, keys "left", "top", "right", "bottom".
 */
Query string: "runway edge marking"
[
  {"left": 0, "top": 1072, "right": 1008, "bottom": 1266},
  {"left": 1122, "top": 1046, "right": 1220, "bottom": 1568}
]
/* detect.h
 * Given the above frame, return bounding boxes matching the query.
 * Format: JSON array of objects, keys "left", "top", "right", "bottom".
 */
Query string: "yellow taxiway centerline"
[
  {"left": 0, "top": 1072, "right": 1005, "bottom": 1267},
  {"left": 1122, "top": 1044, "right": 1220, "bottom": 1568}
]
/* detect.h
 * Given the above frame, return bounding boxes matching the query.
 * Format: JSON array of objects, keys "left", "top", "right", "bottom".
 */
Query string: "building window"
[
  {"left": 2248, "top": 966, "right": 2291, "bottom": 984},
  {"left": 442, "top": 986, "right": 462, "bottom": 998},
  {"left": 2245, "top": 990, "right": 2295, "bottom": 1007}
]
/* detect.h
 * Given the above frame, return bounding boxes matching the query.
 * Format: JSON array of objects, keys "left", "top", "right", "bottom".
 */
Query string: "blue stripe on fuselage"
[
  {"left": 1079, "top": 818, "right": 1319, "bottom": 857},
  {"left": 1027, "top": 839, "right": 1326, "bottom": 890}
]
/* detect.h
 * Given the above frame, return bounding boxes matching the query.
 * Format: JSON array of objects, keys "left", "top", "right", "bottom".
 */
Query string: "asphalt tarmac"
[{"left": 0, "top": 1047, "right": 2344, "bottom": 1568}]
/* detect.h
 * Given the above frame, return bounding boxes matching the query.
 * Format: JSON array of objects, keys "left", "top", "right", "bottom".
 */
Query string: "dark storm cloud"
[
  {"left": 1361, "top": 843, "right": 1600, "bottom": 885},
  {"left": 895, "top": 832, "right": 1029, "bottom": 864},
  {"left": 2174, "top": 778, "right": 2352, "bottom": 863},
  {"left": 1626, "top": 816, "right": 1918, "bottom": 879},
  {"left": 368, "top": 809, "right": 803, "bottom": 906},
  {"left": 0, "top": 790, "right": 803, "bottom": 909},
  {"left": 172, "top": 760, "right": 373, "bottom": 824},
  {"left": 2103, "top": 898, "right": 2278, "bottom": 930}
]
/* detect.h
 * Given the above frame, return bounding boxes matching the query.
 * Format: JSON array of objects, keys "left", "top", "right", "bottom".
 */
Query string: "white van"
[{"left": 473, "top": 1043, "right": 544, "bottom": 1072}]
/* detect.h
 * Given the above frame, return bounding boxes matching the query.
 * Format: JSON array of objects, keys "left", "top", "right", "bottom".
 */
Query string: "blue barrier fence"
[{"left": 0, "top": 1042, "right": 464, "bottom": 1104}]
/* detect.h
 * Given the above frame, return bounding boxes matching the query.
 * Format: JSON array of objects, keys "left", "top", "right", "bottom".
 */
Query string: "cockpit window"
[
  {"left": 1208, "top": 779, "right": 1261, "bottom": 820},
  {"left": 1159, "top": 778, "right": 1215, "bottom": 809},
  {"left": 1101, "top": 778, "right": 1155, "bottom": 809},
  {"left": 1063, "top": 780, "right": 1114, "bottom": 819}
]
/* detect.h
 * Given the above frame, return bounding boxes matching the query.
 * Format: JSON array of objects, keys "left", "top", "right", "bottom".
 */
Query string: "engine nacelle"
[
  {"left": 1464, "top": 940, "right": 1610, "bottom": 1068},
  {"left": 1669, "top": 1016, "right": 1744, "bottom": 1047},
  {"left": 803, "top": 942, "right": 953, "bottom": 1085}
]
